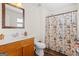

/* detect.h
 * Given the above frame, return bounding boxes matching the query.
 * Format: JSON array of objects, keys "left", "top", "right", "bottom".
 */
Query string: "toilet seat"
[{"left": 35, "top": 42, "right": 45, "bottom": 49}]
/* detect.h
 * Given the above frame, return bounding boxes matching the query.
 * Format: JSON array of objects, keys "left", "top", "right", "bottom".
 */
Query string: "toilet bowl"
[
  {"left": 76, "top": 48, "right": 79, "bottom": 55},
  {"left": 35, "top": 41, "right": 46, "bottom": 56}
]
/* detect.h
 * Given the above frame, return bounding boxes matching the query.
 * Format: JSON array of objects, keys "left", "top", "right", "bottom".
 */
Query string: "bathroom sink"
[{"left": 0, "top": 34, "right": 33, "bottom": 45}]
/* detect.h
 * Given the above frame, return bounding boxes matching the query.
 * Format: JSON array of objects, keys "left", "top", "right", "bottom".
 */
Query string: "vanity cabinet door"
[
  {"left": 7, "top": 47, "right": 22, "bottom": 56},
  {"left": 0, "top": 38, "right": 34, "bottom": 56},
  {"left": 23, "top": 44, "right": 34, "bottom": 56}
]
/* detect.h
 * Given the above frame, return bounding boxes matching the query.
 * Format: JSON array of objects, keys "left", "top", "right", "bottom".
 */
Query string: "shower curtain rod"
[{"left": 46, "top": 10, "right": 77, "bottom": 18}]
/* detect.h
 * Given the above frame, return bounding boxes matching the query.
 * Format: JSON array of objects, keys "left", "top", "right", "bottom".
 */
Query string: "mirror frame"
[{"left": 2, "top": 3, "right": 25, "bottom": 28}]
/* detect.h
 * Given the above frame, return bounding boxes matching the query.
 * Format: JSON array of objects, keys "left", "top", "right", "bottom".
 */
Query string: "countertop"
[{"left": 0, "top": 35, "right": 34, "bottom": 45}]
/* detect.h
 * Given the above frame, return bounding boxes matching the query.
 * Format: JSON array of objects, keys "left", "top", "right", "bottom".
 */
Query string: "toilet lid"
[{"left": 35, "top": 42, "right": 45, "bottom": 48}]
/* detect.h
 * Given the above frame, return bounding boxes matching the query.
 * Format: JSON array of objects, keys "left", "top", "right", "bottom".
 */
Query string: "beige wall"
[
  {"left": 0, "top": 3, "right": 78, "bottom": 44},
  {"left": 23, "top": 3, "right": 49, "bottom": 42},
  {"left": 0, "top": 3, "right": 49, "bottom": 43},
  {"left": 46, "top": 3, "right": 79, "bottom": 40}
]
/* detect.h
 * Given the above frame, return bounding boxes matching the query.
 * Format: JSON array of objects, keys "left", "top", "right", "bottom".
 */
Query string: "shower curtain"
[{"left": 45, "top": 11, "right": 77, "bottom": 56}]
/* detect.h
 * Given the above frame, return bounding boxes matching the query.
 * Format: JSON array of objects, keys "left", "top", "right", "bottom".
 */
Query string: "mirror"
[{"left": 2, "top": 3, "right": 25, "bottom": 28}]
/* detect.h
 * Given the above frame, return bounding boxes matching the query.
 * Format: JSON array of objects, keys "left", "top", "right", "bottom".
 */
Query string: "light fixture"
[{"left": 11, "top": 3, "right": 22, "bottom": 8}]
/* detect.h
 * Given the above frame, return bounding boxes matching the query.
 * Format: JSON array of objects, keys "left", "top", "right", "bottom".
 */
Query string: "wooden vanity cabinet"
[
  {"left": 0, "top": 38, "right": 34, "bottom": 56},
  {"left": 7, "top": 47, "right": 23, "bottom": 56},
  {"left": 23, "top": 44, "right": 34, "bottom": 56},
  {"left": 21, "top": 38, "right": 34, "bottom": 56}
]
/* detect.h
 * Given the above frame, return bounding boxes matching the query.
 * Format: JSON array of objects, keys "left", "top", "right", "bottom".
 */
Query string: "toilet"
[
  {"left": 35, "top": 41, "right": 46, "bottom": 56},
  {"left": 76, "top": 48, "right": 79, "bottom": 55}
]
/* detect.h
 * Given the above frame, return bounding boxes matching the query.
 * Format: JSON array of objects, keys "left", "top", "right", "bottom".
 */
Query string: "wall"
[
  {"left": 0, "top": 4, "right": 25, "bottom": 44},
  {"left": 43, "top": 3, "right": 78, "bottom": 42},
  {"left": 46, "top": 3, "right": 77, "bottom": 15},
  {"left": 45, "top": 3, "right": 79, "bottom": 40},
  {"left": 0, "top": 3, "right": 77, "bottom": 44},
  {"left": 23, "top": 3, "right": 78, "bottom": 42},
  {"left": 23, "top": 3, "right": 49, "bottom": 42},
  {"left": 77, "top": 4, "right": 79, "bottom": 40},
  {"left": 0, "top": 3, "right": 49, "bottom": 44}
]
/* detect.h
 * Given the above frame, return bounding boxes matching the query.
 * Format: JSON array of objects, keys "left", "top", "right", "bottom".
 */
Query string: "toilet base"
[{"left": 36, "top": 49, "right": 44, "bottom": 56}]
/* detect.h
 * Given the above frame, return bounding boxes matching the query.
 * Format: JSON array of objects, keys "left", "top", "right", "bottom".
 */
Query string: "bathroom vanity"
[
  {"left": 0, "top": 37, "right": 34, "bottom": 56},
  {"left": 0, "top": 3, "right": 35, "bottom": 56}
]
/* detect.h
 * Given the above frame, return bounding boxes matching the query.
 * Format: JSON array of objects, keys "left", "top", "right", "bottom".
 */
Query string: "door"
[
  {"left": 7, "top": 47, "right": 22, "bottom": 56},
  {"left": 23, "top": 44, "right": 34, "bottom": 56}
]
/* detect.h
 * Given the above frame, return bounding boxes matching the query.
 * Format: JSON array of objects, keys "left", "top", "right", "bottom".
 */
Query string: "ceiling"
[
  {"left": 23, "top": 3, "right": 77, "bottom": 11},
  {"left": 37, "top": 3, "right": 77, "bottom": 11}
]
